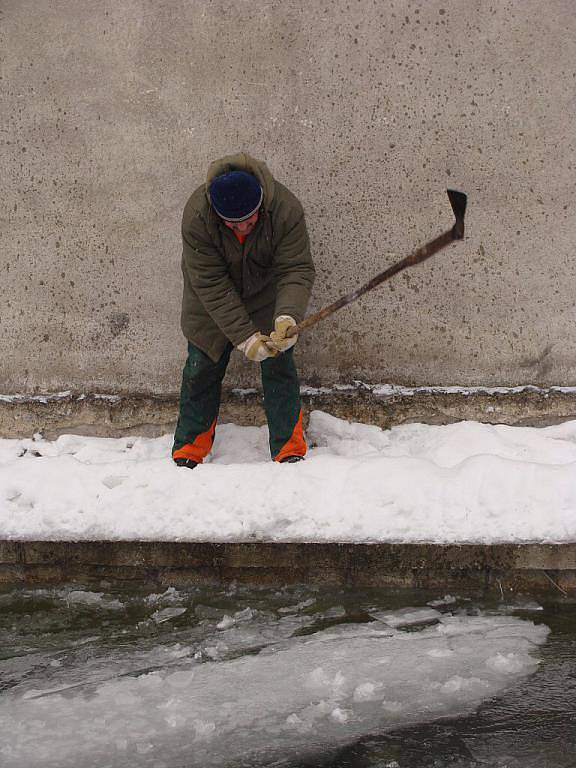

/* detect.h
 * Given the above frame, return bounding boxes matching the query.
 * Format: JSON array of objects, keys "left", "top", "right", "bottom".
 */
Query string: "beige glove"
[
  {"left": 237, "top": 332, "right": 278, "bottom": 362},
  {"left": 267, "top": 315, "right": 298, "bottom": 354}
]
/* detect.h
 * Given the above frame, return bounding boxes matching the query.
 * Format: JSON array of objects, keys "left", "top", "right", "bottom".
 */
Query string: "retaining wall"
[
  {"left": 3, "top": 0, "right": 576, "bottom": 392},
  {"left": 1, "top": 541, "right": 574, "bottom": 596},
  {"left": 3, "top": 386, "right": 576, "bottom": 439}
]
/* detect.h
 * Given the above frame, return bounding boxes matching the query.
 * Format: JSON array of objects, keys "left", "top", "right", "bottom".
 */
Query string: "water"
[{"left": 0, "top": 584, "right": 574, "bottom": 767}]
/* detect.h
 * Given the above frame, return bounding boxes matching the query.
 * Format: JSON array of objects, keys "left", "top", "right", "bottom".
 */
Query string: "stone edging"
[
  {"left": 2, "top": 384, "right": 576, "bottom": 438},
  {"left": 1, "top": 541, "right": 575, "bottom": 595}
]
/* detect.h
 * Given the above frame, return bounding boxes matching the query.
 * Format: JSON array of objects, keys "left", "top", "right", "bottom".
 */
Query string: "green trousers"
[{"left": 172, "top": 342, "right": 306, "bottom": 463}]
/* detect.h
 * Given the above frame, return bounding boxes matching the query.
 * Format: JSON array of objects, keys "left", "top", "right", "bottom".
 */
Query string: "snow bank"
[{"left": 1, "top": 411, "right": 576, "bottom": 543}]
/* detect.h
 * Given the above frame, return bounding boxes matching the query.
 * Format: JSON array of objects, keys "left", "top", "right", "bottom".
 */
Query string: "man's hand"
[
  {"left": 267, "top": 315, "right": 298, "bottom": 354},
  {"left": 237, "top": 332, "right": 278, "bottom": 362}
]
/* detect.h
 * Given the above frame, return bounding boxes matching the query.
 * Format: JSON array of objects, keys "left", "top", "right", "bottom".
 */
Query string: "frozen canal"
[{"left": 0, "top": 584, "right": 574, "bottom": 767}]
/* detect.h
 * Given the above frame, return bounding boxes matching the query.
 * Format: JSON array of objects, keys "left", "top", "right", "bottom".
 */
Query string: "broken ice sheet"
[{"left": 0, "top": 614, "right": 549, "bottom": 768}]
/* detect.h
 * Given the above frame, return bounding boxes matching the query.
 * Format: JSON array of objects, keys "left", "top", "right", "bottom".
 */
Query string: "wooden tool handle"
[{"left": 286, "top": 228, "right": 456, "bottom": 338}]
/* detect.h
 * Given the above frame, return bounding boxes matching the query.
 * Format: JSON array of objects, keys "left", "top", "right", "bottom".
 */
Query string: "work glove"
[
  {"left": 266, "top": 315, "right": 298, "bottom": 354},
  {"left": 237, "top": 332, "right": 278, "bottom": 362}
]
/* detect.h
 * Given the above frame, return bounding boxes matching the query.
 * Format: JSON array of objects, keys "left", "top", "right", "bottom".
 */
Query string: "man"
[{"left": 172, "top": 152, "right": 315, "bottom": 469}]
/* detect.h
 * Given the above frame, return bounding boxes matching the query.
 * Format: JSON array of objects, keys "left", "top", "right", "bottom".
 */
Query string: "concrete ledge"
[
  {"left": 2, "top": 386, "right": 576, "bottom": 439},
  {"left": 1, "top": 541, "right": 575, "bottom": 595}
]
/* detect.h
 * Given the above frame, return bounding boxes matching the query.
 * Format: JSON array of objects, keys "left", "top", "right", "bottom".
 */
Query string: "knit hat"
[{"left": 209, "top": 171, "right": 263, "bottom": 221}]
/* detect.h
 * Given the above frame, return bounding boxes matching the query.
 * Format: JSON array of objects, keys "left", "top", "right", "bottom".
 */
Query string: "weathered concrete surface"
[
  {"left": 2, "top": 386, "right": 576, "bottom": 439},
  {"left": 2, "top": 1, "right": 576, "bottom": 393},
  {"left": 1, "top": 541, "right": 575, "bottom": 596}
]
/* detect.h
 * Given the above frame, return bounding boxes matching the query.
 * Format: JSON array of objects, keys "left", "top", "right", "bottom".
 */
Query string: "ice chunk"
[
  {"left": 144, "top": 587, "right": 182, "bottom": 605},
  {"left": 330, "top": 707, "right": 350, "bottom": 723},
  {"left": 486, "top": 652, "right": 526, "bottom": 674},
  {"left": 499, "top": 600, "right": 544, "bottom": 613},
  {"left": 216, "top": 607, "right": 255, "bottom": 630},
  {"left": 151, "top": 607, "right": 187, "bottom": 624},
  {"left": 306, "top": 668, "right": 347, "bottom": 699},
  {"left": 353, "top": 682, "right": 382, "bottom": 702},
  {"left": 427, "top": 594, "right": 458, "bottom": 607},
  {"left": 64, "top": 590, "right": 123, "bottom": 610},
  {"left": 278, "top": 597, "right": 317, "bottom": 614},
  {"left": 427, "top": 647, "right": 454, "bottom": 658},
  {"left": 370, "top": 607, "right": 442, "bottom": 628},
  {"left": 234, "top": 607, "right": 255, "bottom": 622}
]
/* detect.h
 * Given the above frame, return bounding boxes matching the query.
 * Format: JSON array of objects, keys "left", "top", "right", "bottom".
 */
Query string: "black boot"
[
  {"left": 279, "top": 455, "right": 305, "bottom": 464},
  {"left": 174, "top": 458, "right": 198, "bottom": 469}
]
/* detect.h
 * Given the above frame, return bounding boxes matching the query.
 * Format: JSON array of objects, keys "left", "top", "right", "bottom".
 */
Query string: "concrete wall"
[{"left": 2, "top": 0, "right": 576, "bottom": 394}]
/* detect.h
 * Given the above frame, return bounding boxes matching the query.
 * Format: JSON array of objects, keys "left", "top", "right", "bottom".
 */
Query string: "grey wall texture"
[{"left": 2, "top": 0, "right": 576, "bottom": 394}]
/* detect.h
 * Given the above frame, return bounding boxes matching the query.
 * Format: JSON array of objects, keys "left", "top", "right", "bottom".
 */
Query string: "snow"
[
  {"left": 6, "top": 381, "right": 573, "bottom": 406},
  {"left": 1, "top": 410, "right": 576, "bottom": 543},
  {"left": 0, "top": 608, "right": 549, "bottom": 768},
  {"left": 299, "top": 382, "right": 576, "bottom": 397},
  {"left": 0, "top": 391, "right": 120, "bottom": 404}
]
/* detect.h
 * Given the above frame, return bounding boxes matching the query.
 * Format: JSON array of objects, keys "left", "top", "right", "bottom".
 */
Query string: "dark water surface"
[{"left": 1, "top": 584, "right": 575, "bottom": 767}]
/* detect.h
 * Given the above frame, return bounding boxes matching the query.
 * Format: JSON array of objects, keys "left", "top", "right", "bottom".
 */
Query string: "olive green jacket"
[{"left": 180, "top": 153, "right": 315, "bottom": 362}]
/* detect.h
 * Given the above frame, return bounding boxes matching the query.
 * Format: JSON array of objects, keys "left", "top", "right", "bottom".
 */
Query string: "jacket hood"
[{"left": 205, "top": 152, "right": 275, "bottom": 210}]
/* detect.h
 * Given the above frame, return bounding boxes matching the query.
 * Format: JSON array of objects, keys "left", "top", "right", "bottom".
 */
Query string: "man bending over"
[{"left": 172, "top": 152, "right": 315, "bottom": 468}]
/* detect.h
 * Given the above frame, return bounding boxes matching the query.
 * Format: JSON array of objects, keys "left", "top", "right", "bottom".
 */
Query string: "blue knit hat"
[{"left": 209, "top": 171, "right": 263, "bottom": 221}]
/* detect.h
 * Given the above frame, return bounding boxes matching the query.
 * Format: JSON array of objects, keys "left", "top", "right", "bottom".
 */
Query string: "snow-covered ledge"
[
  {"left": 2, "top": 410, "right": 576, "bottom": 592},
  {"left": 2, "top": 382, "right": 576, "bottom": 439},
  {"left": 1, "top": 410, "right": 576, "bottom": 543}
]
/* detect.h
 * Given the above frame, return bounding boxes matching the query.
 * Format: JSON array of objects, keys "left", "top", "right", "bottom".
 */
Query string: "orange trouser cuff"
[
  {"left": 274, "top": 410, "right": 306, "bottom": 462},
  {"left": 172, "top": 419, "right": 216, "bottom": 463}
]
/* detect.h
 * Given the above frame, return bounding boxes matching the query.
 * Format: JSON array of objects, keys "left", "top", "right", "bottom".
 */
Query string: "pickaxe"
[{"left": 286, "top": 189, "right": 467, "bottom": 338}]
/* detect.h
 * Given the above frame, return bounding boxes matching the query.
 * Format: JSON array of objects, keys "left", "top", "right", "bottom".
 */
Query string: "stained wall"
[{"left": 2, "top": 0, "right": 575, "bottom": 393}]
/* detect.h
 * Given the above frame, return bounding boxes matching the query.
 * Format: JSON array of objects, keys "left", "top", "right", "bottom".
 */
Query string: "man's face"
[{"left": 223, "top": 210, "right": 259, "bottom": 236}]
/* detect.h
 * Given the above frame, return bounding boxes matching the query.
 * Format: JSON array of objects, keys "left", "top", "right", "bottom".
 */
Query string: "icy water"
[{"left": 0, "top": 584, "right": 574, "bottom": 768}]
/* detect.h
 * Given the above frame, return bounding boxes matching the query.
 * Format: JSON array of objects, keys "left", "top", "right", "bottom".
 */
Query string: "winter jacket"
[{"left": 180, "top": 152, "right": 315, "bottom": 362}]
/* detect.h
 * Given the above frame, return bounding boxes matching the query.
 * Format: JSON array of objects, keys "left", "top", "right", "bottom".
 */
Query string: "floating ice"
[
  {"left": 63, "top": 590, "right": 124, "bottom": 610},
  {"left": 144, "top": 587, "right": 182, "bottom": 605},
  {"left": 151, "top": 607, "right": 187, "bottom": 624},
  {"left": 216, "top": 607, "right": 255, "bottom": 630},
  {"left": 278, "top": 597, "right": 317, "bottom": 614},
  {"left": 0, "top": 614, "right": 549, "bottom": 768},
  {"left": 427, "top": 594, "right": 459, "bottom": 607},
  {"left": 486, "top": 652, "right": 526, "bottom": 674},
  {"left": 370, "top": 607, "right": 442, "bottom": 628}
]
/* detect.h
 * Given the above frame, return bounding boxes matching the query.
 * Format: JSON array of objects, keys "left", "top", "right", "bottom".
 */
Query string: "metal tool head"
[{"left": 447, "top": 189, "right": 467, "bottom": 239}]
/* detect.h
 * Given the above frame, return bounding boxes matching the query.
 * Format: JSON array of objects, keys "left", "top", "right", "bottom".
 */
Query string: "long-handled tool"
[{"left": 286, "top": 189, "right": 467, "bottom": 338}]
